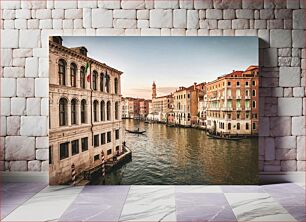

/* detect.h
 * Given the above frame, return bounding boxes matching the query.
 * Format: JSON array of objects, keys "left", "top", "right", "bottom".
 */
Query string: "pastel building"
[
  {"left": 197, "top": 82, "right": 207, "bottom": 127},
  {"left": 121, "top": 97, "right": 129, "bottom": 119},
  {"left": 173, "top": 86, "right": 193, "bottom": 126},
  {"left": 206, "top": 66, "right": 259, "bottom": 136},
  {"left": 128, "top": 98, "right": 140, "bottom": 119},
  {"left": 139, "top": 99, "right": 150, "bottom": 119}
]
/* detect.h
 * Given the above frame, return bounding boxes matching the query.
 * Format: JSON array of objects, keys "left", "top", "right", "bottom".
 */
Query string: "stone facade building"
[
  {"left": 49, "top": 37, "right": 124, "bottom": 185},
  {"left": 206, "top": 66, "right": 259, "bottom": 136}
]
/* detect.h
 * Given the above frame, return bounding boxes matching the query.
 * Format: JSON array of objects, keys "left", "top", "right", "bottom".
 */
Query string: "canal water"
[{"left": 92, "top": 119, "right": 259, "bottom": 185}]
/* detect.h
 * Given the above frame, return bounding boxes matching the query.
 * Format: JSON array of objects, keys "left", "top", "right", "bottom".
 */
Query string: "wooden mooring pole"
[
  {"left": 71, "top": 163, "right": 76, "bottom": 186},
  {"left": 101, "top": 151, "right": 106, "bottom": 184}
]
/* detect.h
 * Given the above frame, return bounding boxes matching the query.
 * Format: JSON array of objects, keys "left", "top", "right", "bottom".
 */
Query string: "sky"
[{"left": 62, "top": 37, "right": 258, "bottom": 99}]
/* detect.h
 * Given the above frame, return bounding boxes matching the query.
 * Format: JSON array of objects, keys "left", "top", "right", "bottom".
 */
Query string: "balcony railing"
[
  {"left": 227, "top": 96, "right": 232, "bottom": 99},
  {"left": 245, "top": 96, "right": 251, "bottom": 100},
  {"left": 221, "top": 107, "right": 232, "bottom": 111},
  {"left": 236, "top": 96, "right": 241, "bottom": 99},
  {"left": 245, "top": 107, "right": 251, "bottom": 111},
  {"left": 209, "top": 97, "right": 219, "bottom": 101},
  {"left": 236, "top": 107, "right": 242, "bottom": 111},
  {"left": 208, "top": 107, "right": 220, "bottom": 111}
]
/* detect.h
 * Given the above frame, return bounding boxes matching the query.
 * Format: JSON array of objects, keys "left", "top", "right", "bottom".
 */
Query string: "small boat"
[
  {"left": 125, "top": 129, "right": 146, "bottom": 134},
  {"left": 207, "top": 132, "right": 243, "bottom": 141},
  {"left": 167, "top": 124, "right": 175, "bottom": 127}
]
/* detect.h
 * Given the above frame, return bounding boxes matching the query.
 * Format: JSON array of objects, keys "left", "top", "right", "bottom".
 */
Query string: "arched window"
[
  {"left": 100, "top": 101, "right": 105, "bottom": 121},
  {"left": 80, "top": 66, "right": 86, "bottom": 89},
  {"left": 93, "top": 100, "right": 98, "bottom": 122},
  {"left": 237, "top": 123, "right": 240, "bottom": 130},
  {"left": 100, "top": 73, "right": 104, "bottom": 92},
  {"left": 105, "top": 73, "right": 110, "bottom": 93},
  {"left": 58, "top": 59, "right": 66, "bottom": 86},
  {"left": 70, "top": 63, "right": 77, "bottom": 87},
  {"left": 252, "top": 101, "right": 256, "bottom": 108},
  {"left": 115, "top": 102, "right": 119, "bottom": 120},
  {"left": 246, "top": 123, "right": 249, "bottom": 130},
  {"left": 81, "top": 99, "right": 86, "bottom": 123},
  {"left": 114, "top": 78, "right": 118, "bottom": 94},
  {"left": 71, "top": 99, "right": 77, "bottom": 125},
  {"left": 107, "top": 101, "right": 111, "bottom": 121},
  {"left": 59, "top": 98, "right": 68, "bottom": 126},
  {"left": 252, "top": 89, "right": 256, "bottom": 97},
  {"left": 228, "top": 123, "right": 231, "bottom": 130},
  {"left": 93, "top": 71, "right": 98, "bottom": 90}
]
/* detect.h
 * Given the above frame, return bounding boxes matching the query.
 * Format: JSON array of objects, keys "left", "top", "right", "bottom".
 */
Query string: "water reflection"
[{"left": 92, "top": 119, "right": 258, "bottom": 185}]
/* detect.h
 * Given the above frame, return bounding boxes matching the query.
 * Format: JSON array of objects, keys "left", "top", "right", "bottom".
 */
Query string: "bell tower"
[{"left": 152, "top": 81, "right": 157, "bottom": 99}]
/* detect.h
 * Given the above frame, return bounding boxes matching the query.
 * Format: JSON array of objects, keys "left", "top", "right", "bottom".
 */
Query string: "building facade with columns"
[{"left": 49, "top": 37, "right": 124, "bottom": 185}]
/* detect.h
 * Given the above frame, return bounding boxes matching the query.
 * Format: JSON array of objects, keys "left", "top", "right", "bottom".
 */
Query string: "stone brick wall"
[{"left": 0, "top": 0, "right": 305, "bottom": 173}]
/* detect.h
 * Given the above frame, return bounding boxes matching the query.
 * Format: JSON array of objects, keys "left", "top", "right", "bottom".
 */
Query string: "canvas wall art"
[{"left": 49, "top": 36, "right": 259, "bottom": 185}]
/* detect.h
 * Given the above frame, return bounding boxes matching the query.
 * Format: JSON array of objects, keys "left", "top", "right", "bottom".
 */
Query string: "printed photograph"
[{"left": 49, "top": 36, "right": 259, "bottom": 185}]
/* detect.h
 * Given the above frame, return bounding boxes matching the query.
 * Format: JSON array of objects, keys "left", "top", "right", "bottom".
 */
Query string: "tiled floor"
[{"left": 1, "top": 183, "right": 304, "bottom": 222}]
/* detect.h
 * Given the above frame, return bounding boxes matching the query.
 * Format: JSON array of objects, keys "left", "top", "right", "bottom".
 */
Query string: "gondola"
[
  {"left": 167, "top": 124, "right": 175, "bottom": 127},
  {"left": 125, "top": 129, "right": 146, "bottom": 134},
  {"left": 207, "top": 132, "right": 243, "bottom": 141}
]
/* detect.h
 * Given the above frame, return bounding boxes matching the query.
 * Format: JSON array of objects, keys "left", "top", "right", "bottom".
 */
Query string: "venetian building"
[
  {"left": 49, "top": 36, "right": 124, "bottom": 185},
  {"left": 197, "top": 82, "right": 207, "bottom": 127},
  {"left": 173, "top": 86, "right": 192, "bottom": 126},
  {"left": 121, "top": 97, "right": 129, "bottom": 119},
  {"left": 149, "top": 81, "right": 174, "bottom": 122},
  {"left": 206, "top": 66, "right": 259, "bottom": 136},
  {"left": 173, "top": 84, "right": 198, "bottom": 126},
  {"left": 139, "top": 99, "right": 150, "bottom": 119}
]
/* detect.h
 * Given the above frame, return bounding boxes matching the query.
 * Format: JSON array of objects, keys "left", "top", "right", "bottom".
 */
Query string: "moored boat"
[{"left": 207, "top": 132, "right": 243, "bottom": 141}]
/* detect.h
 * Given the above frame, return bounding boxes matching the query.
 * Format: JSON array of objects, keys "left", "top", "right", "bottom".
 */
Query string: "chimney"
[{"left": 194, "top": 82, "right": 197, "bottom": 90}]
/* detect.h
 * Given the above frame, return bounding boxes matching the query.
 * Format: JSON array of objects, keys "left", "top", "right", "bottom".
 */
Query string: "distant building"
[
  {"left": 139, "top": 99, "right": 149, "bottom": 119},
  {"left": 196, "top": 82, "right": 207, "bottom": 127},
  {"left": 128, "top": 98, "right": 140, "bottom": 119},
  {"left": 148, "top": 82, "right": 173, "bottom": 122},
  {"left": 122, "top": 97, "right": 129, "bottom": 119},
  {"left": 173, "top": 86, "right": 192, "bottom": 126},
  {"left": 148, "top": 100, "right": 153, "bottom": 114},
  {"left": 173, "top": 83, "right": 199, "bottom": 126},
  {"left": 49, "top": 36, "right": 124, "bottom": 185},
  {"left": 206, "top": 66, "right": 259, "bottom": 135}
]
